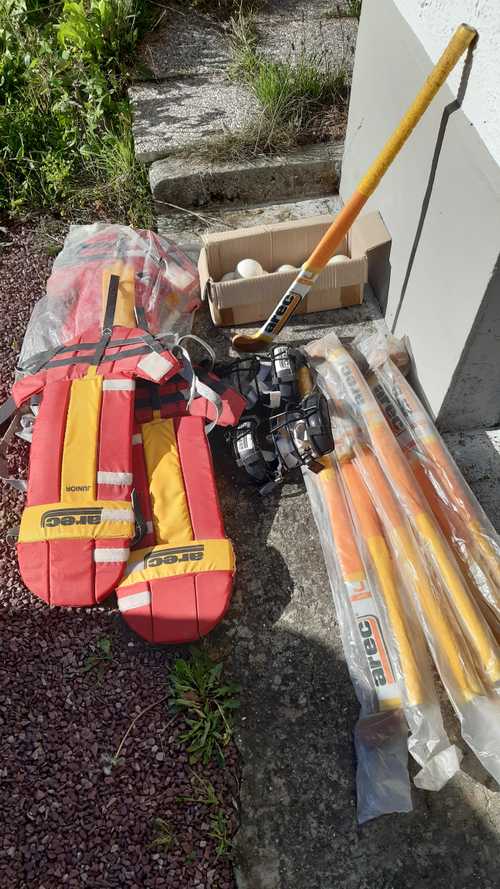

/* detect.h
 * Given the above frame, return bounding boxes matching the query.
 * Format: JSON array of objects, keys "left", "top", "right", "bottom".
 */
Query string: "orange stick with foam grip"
[
  {"left": 338, "top": 458, "right": 425, "bottom": 707},
  {"left": 317, "top": 455, "right": 406, "bottom": 709},
  {"left": 297, "top": 366, "right": 423, "bottom": 707},
  {"left": 368, "top": 367, "right": 500, "bottom": 641},
  {"left": 232, "top": 24, "right": 476, "bottom": 353},
  {"left": 375, "top": 360, "right": 500, "bottom": 592},
  {"left": 322, "top": 340, "right": 500, "bottom": 693}
]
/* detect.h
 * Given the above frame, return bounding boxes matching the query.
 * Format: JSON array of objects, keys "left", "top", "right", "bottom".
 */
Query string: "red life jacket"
[
  {"left": 2, "top": 275, "right": 181, "bottom": 606},
  {"left": 116, "top": 370, "right": 246, "bottom": 643}
]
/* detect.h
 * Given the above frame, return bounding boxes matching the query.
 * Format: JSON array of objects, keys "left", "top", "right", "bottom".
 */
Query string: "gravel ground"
[{"left": 0, "top": 222, "right": 238, "bottom": 889}]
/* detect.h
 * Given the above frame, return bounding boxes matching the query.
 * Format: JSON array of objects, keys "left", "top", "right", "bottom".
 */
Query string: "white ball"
[
  {"left": 221, "top": 272, "right": 238, "bottom": 281},
  {"left": 276, "top": 264, "right": 297, "bottom": 273},
  {"left": 236, "top": 258, "right": 266, "bottom": 279},
  {"left": 328, "top": 254, "right": 350, "bottom": 264}
]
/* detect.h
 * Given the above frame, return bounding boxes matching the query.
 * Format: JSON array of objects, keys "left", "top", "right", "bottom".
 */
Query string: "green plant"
[
  {"left": 149, "top": 817, "right": 176, "bottom": 852},
  {"left": 0, "top": 0, "right": 154, "bottom": 223},
  {"left": 82, "top": 636, "right": 113, "bottom": 676},
  {"left": 189, "top": 0, "right": 261, "bottom": 20},
  {"left": 327, "top": 1, "right": 362, "bottom": 18},
  {"left": 169, "top": 648, "right": 240, "bottom": 765},
  {"left": 177, "top": 773, "right": 235, "bottom": 860},
  {"left": 227, "top": 10, "right": 350, "bottom": 155},
  {"left": 177, "top": 772, "right": 220, "bottom": 807},
  {"left": 346, "top": 0, "right": 362, "bottom": 19},
  {"left": 209, "top": 809, "right": 233, "bottom": 859}
]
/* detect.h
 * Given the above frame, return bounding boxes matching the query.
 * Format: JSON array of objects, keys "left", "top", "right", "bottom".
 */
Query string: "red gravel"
[{"left": 0, "top": 222, "right": 238, "bottom": 889}]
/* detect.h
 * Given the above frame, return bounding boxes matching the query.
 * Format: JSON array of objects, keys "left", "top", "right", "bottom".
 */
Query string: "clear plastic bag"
[
  {"left": 305, "top": 332, "right": 500, "bottom": 786},
  {"left": 18, "top": 224, "right": 200, "bottom": 370},
  {"left": 356, "top": 330, "right": 500, "bottom": 641},
  {"left": 299, "top": 368, "right": 460, "bottom": 822}
]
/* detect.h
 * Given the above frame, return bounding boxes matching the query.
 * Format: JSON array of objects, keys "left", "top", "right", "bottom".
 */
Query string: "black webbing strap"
[
  {"left": 134, "top": 300, "right": 168, "bottom": 358},
  {"left": 92, "top": 274, "right": 119, "bottom": 367},
  {"left": 135, "top": 390, "right": 185, "bottom": 410},
  {"left": 45, "top": 345, "right": 153, "bottom": 369},
  {"left": 102, "top": 274, "right": 120, "bottom": 333},
  {"left": 134, "top": 303, "right": 148, "bottom": 331},
  {"left": 131, "top": 489, "right": 146, "bottom": 547}
]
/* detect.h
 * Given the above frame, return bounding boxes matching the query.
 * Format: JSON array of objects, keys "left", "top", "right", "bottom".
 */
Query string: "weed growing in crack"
[
  {"left": 149, "top": 817, "right": 176, "bottom": 852},
  {"left": 169, "top": 648, "right": 240, "bottom": 766},
  {"left": 209, "top": 809, "right": 234, "bottom": 860},
  {"left": 223, "top": 9, "right": 351, "bottom": 159},
  {"left": 81, "top": 636, "right": 113, "bottom": 679},
  {"left": 177, "top": 773, "right": 236, "bottom": 860}
]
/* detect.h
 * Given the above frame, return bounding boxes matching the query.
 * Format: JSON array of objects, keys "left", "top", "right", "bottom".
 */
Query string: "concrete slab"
[
  {"left": 131, "top": 0, "right": 356, "bottom": 172},
  {"left": 129, "top": 76, "right": 259, "bottom": 164},
  {"left": 157, "top": 194, "right": 343, "bottom": 249},
  {"left": 257, "top": 14, "right": 357, "bottom": 72},
  {"left": 191, "top": 293, "right": 500, "bottom": 888},
  {"left": 138, "top": 10, "right": 229, "bottom": 79},
  {"left": 150, "top": 141, "right": 343, "bottom": 208}
]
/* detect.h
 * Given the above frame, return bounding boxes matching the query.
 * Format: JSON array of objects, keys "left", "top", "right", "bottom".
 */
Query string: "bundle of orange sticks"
[{"left": 300, "top": 333, "right": 500, "bottom": 822}]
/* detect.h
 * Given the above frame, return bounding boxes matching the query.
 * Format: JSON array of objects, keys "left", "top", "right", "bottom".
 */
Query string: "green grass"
[
  {"left": 0, "top": 0, "right": 154, "bottom": 223},
  {"left": 188, "top": 0, "right": 262, "bottom": 19},
  {"left": 224, "top": 10, "right": 350, "bottom": 158},
  {"left": 177, "top": 774, "right": 235, "bottom": 860},
  {"left": 169, "top": 648, "right": 240, "bottom": 766},
  {"left": 326, "top": 1, "right": 362, "bottom": 19},
  {"left": 346, "top": 0, "right": 362, "bottom": 19},
  {"left": 81, "top": 635, "right": 113, "bottom": 679}
]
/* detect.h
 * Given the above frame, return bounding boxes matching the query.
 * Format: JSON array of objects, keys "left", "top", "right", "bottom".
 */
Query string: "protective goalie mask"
[{"left": 232, "top": 388, "right": 334, "bottom": 494}]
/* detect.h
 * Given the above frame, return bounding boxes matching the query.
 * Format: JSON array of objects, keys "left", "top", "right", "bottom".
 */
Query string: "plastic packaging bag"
[
  {"left": 356, "top": 329, "right": 500, "bottom": 640},
  {"left": 18, "top": 224, "right": 200, "bottom": 370},
  {"left": 305, "top": 332, "right": 500, "bottom": 786},
  {"left": 298, "top": 366, "right": 460, "bottom": 822}
]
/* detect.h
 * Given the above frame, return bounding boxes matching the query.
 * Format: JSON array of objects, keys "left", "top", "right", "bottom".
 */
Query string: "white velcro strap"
[
  {"left": 132, "top": 433, "right": 142, "bottom": 445},
  {"left": 269, "top": 390, "right": 281, "bottom": 408},
  {"left": 103, "top": 379, "right": 136, "bottom": 391},
  {"left": 101, "top": 508, "right": 135, "bottom": 523},
  {"left": 146, "top": 520, "right": 154, "bottom": 534},
  {"left": 138, "top": 352, "right": 173, "bottom": 382},
  {"left": 94, "top": 548, "right": 129, "bottom": 563},
  {"left": 118, "top": 590, "right": 151, "bottom": 612},
  {"left": 97, "top": 471, "right": 133, "bottom": 485}
]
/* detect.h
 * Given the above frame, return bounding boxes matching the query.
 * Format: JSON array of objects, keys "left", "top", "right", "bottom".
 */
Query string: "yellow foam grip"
[
  {"left": 18, "top": 501, "right": 134, "bottom": 543},
  {"left": 357, "top": 24, "right": 476, "bottom": 197},
  {"left": 120, "top": 538, "right": 235, "bottom": 588},
  {"left": 415, "top": 511, "right": 500, "bottom": 686}
]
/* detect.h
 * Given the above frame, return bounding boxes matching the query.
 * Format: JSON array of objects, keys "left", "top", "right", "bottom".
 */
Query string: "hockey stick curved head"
[{"left": 231, "top": 332, "right": 272, "bottom": 353}]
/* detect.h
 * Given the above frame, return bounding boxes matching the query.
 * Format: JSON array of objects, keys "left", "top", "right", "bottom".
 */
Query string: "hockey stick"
[{"left": 232, "top": 23, "right": 477, "bottom": 353}]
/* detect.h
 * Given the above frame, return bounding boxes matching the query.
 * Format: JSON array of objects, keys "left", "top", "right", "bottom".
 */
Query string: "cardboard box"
[{"left": 198, "top": 211, "right": 391, "bottom": 327}]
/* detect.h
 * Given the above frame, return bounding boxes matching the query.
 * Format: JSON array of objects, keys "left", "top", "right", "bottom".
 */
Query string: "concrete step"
[
  {"left": 130, "top": 2, "right": 356, "bottom": 165},
  {"left": 150, "top": 141, "right": 343, "bottom": 212},
  {"left": 129, "top": 75, "right": 259, "bottom": 165},
  {"left": 156, "top": 193, "right": 343, "bottom": 258}
]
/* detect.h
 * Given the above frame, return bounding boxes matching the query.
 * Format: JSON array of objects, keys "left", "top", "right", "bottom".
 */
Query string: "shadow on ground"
[{"left": 209, "top": 457, "right": 500, "bottom": 889}]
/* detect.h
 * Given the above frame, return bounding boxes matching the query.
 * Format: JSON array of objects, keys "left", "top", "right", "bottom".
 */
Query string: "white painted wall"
[
  {"left": 340, "top": 0, "right": 500, "bottom": 429},
  {"left": 396, "top": 0, "right": 500, "bottom": 165}
]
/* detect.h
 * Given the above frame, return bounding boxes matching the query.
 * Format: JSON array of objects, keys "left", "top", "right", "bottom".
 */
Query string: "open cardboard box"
[{"left": 198, "top": 211, "right": 391, "bottom": 327}]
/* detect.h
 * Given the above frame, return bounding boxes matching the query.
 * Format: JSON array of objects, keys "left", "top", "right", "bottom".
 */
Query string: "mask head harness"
[{"left": 231, "top": 347, "right": 334, "bottom": 494}]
